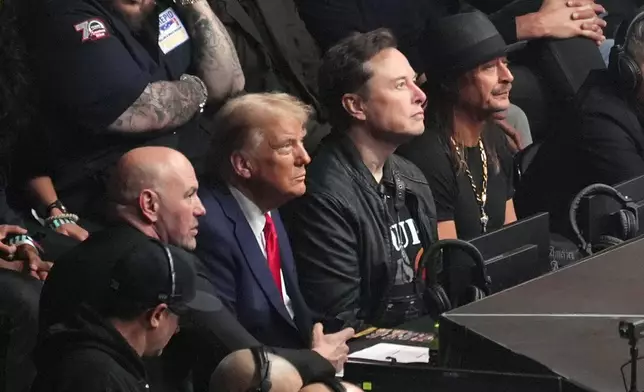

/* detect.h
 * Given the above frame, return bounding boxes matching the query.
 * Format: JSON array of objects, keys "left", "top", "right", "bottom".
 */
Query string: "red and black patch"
[{"left": 74, "top": 18, "right": 109, "bottom": 42}]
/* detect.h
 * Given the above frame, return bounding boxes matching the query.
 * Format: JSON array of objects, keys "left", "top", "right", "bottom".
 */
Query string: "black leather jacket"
[{"left": 282, "top": 135, "right": 438, "bottom": 331}]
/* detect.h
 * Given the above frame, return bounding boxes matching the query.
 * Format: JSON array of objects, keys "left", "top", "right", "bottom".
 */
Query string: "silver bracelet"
[
  {"left": 173, "top": 0, "right": 201, "bottom": 6},
  {"left": 44, "top": 212, "right": 79, "bottom": 225},
  {"left": 180, "top": 74, "right": 208, "bottom": 113}
]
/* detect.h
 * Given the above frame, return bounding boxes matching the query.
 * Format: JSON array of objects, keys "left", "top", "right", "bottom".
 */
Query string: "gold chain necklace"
[{"left": 452, "top": 137, "right": 489, "bottom": 233}]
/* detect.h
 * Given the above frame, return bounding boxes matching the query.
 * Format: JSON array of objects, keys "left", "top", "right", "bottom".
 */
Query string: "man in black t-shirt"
[
  {"left": 398, "top": 12, "right": 518, "bottom": 240},
  {"left": 22, "top": 0, "right": 245, "bottom": 223}
]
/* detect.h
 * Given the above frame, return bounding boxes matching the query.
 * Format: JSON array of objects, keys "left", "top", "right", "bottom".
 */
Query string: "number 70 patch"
[{"left": 74, "top": 18, "right": 110, "bottom": 42}]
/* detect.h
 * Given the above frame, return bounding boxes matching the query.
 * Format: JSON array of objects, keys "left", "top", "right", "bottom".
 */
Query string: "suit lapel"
[{"left": 215, "top": 188, "right": 297, "bottom": 329}]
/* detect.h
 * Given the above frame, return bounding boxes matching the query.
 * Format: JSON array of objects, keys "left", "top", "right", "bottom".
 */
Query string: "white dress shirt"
[{"left": 229, "top": 186, "right": 294, "bottom": 319}]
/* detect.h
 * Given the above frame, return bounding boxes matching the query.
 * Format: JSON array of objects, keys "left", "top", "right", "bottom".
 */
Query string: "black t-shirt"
[
  {"left": 398, "top": 122, "right": 514, "bottom": 240},
  {"left": 377, "top": 182, "right": 424, "bottom": 326},
  {"left": 28, "top": 0, "right": 204, "bottom": 190},
  {"left": 383, "top": 183, "right": 423, "bottom": 294}
]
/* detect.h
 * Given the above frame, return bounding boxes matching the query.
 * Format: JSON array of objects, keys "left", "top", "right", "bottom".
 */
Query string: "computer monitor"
[
  {"left": 471, "top": 212, "right": 551, "bottom": 293},
  {"left": 579, "top": 174, "right": 644, "bottom": 244},
  {"left": 343, "top": 358, "right": 586, "bottom": 392},
  {"left": 443, "top": 213, "right": 551, "bottom": 296}
]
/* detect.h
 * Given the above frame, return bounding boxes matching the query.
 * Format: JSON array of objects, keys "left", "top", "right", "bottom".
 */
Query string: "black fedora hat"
[{"left": 422, "top": 11, "right": 526, "bottom": 79}]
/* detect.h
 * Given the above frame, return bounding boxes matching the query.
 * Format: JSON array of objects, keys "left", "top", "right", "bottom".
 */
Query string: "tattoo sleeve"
[
  {"left": 180, "top": 0, "right": 245, "bottom": 102},
  {"left": 108, "top": 78, "right": 204, "bottom": 133}
]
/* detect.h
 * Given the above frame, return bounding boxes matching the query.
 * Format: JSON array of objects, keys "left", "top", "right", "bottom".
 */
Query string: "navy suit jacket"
[{"left": 195, "top": 185, "right": 313, "bottom": 349}]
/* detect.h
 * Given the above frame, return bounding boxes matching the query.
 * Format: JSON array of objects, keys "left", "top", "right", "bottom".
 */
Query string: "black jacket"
[
  {"left": 516, "top": 70, "right": 644, "bottom": 228},
  {"left": 209, "top": 0, "right": 330, "bottom": 165},
  {"left": 37, "top": 224, "right": 335, "bottom": 391},
  {"left": 282, "top": 135, "right": 438, "bottom": 331},
  {"left": 187, "top": 301, "right": 335, "bottom": 391},
  {"left": 31, "top": 304, "right": 150, "bottom": 392},
  {"left": 295, "top": 0, "right": 534, "bottom": 73},
  {"left": 574, "top": 70, "right": 644, "bottom": 185}
]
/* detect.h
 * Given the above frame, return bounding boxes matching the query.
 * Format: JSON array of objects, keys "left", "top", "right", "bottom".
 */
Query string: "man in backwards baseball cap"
[{"left": 31, "top": 226, "right": 221, "bottom": 392}]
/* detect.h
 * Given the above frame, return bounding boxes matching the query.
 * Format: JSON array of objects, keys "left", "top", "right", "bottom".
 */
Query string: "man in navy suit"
[
  {"left": 195, "top": 92, "right": 354, "bottom": 373},
  {"left": 95, "top": 145, "right": 352, "bottom": 391}
]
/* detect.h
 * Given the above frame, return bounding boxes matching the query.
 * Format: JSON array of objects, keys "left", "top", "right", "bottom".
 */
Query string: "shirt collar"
[
  {"left": 228, "top": 185, "right": 269, "bottom": 237},
  {"left": 334, "top": 133, "right": 395, "bottom": 188}
]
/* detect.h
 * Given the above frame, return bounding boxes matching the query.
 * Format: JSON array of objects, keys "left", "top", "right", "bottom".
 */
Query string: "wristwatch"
[{"left": 46, "top": 199, "right": 68, "bottom": 216}]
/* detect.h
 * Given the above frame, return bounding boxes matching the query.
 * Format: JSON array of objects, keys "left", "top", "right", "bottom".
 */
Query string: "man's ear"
[
  {"left": 148, "top": 303, "right": 169, "bottom": 330},
  {"left": 231, "top": 151, "right": 253, "bottom": 180},
  {"left": 139, "top": 189, "right": 159, "bottom": 222},
  {"left": 341, "top": 93, "right": 367, "bottom": 122}
]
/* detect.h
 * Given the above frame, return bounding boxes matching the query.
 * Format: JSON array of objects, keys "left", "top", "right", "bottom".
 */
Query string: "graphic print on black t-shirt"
[
  {"left": 378, "top": 183, "right": 425, "bottom": 326},
  {"left": 389, "top": 217, "right": 422, "bottom": 285},
  {"left": 382, "top": 186, "right": 423, "bottom": 287}
]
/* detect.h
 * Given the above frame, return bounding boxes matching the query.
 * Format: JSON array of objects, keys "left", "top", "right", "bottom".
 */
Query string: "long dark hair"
[
  {"left": 0, "top": 0, "right": 41, "bottom": 172},
  {"left": 423, "top": 76, "right": 500, "bottom": 175}
]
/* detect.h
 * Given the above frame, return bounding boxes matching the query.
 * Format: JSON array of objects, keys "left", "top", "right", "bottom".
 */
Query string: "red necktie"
[{"left": 263, "top": 213, "right": 283, "bottom": 299}]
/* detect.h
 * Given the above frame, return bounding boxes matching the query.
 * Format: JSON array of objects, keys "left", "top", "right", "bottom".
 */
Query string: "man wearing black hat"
[
  {"left": 31, "top": 226, "right": 221, "bottom": 392},
  {"left": 296, "top": 0, "right": 607, "bottom": 137},
  {"left": 19, "top": 0, "right": 244, "bottom": 226},
  {"left": 399, "top": 12, "right": 519, "bottom": 241}
]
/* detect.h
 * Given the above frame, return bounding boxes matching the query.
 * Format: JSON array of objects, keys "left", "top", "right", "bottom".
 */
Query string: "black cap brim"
[
  {"left": 170, "top": 290, "right": 223, "bottom": 315},
  {"left": 505, "top": 40, "right": 527, "bottom": 54}
]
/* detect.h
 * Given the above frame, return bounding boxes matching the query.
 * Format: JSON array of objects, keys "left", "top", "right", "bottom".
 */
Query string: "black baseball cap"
[
  {"left": 40, "top": 225, "right": 221, "bottom": 329},
  {"left": 105, "top": 235, "right": 221, "bottom": 315}
]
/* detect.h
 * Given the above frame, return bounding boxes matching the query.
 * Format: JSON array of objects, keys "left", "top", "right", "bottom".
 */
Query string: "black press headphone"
[
  {"left": 569, "top": 183, "right": 639, "bottom": 256},
  {"left": 416, "top": 239, "right": 491, "bottom": 319},
  {"left": 247, "top": 346, "right": 347, "bottom": 392},
  {"left": 609, "top": 9, "right": 644, "bottom": 94},
  {"left": 247, "top": 346, "right": 272, "bottom": 392}
]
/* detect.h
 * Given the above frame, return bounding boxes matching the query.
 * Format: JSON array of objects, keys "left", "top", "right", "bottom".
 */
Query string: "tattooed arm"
[
  {"left": 179, "top": 0, "right": 245, "bottom": 102},
  {"left": 107, "top": 75, "right": 206, "bottom": 133}
]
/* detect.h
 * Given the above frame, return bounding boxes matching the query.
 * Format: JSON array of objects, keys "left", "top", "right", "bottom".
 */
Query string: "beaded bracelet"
[
  {"left": 44, "top": 213, "right": 79, "bottom": 225},
  {"left": 6, "top": 234, "right": 43, "bottom": 254},
  {"left": 48, "top": 217, "right": 78, "bottom": 230},
  {"left": 45, "top": 213, "right": 79, "bottom": 231}
]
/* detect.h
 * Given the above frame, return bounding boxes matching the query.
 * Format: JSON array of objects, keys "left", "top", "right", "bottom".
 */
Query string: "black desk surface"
[
  {"left": 443, "top": 237, "right": 644, "bottom": 392},
  {"left": 348, "top": 317, "right": 438, "bottom": 354}
]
